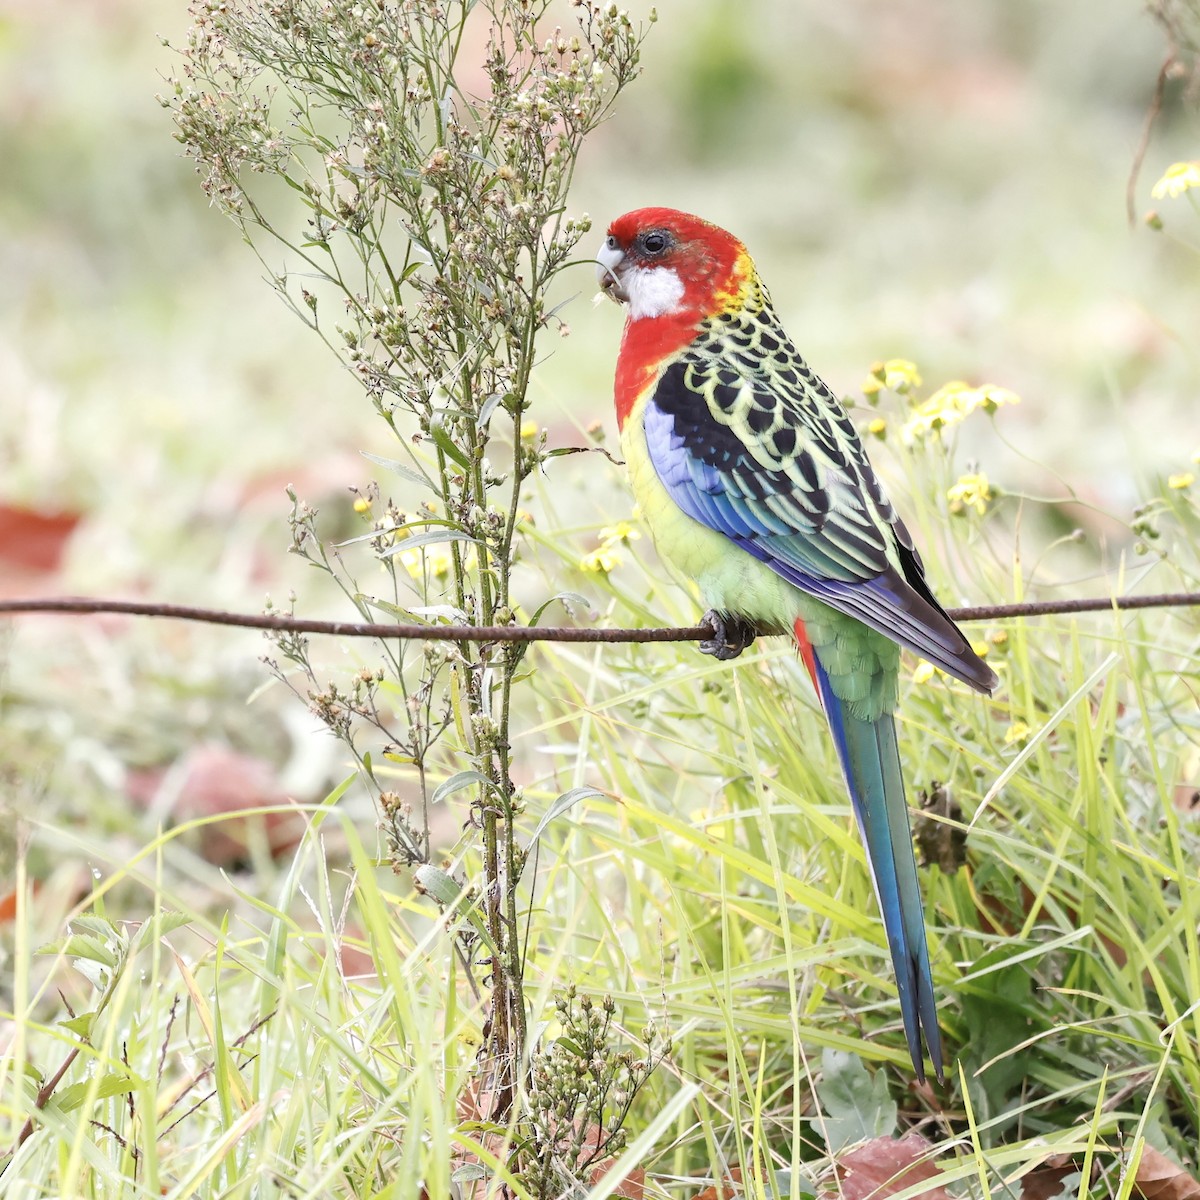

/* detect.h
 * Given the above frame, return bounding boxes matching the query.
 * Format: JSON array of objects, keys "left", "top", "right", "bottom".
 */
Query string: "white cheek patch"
[{"left": 625, "top": 265, "right": 685, "bottom": 320}]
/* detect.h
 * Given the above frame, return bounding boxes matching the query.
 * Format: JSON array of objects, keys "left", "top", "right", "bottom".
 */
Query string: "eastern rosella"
[{"left": 595, "top": 208, "right": 997, "bottom": 1082}]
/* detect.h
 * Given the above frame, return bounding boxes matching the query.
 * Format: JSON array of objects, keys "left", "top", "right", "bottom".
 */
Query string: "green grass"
[
  {"left": 4, "top": 0, "right": 1200, "bottom": 1194},
  {"left": 5, "top": 401, "right": 1198, "bottom": 1195}
]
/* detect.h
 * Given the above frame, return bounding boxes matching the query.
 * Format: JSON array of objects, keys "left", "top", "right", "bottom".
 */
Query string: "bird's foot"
[{"left": 699, "top": 610, "right": 758, "bottom": 661}]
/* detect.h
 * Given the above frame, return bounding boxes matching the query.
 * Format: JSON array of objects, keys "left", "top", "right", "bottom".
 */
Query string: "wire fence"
[{"left": 1, "top": 591, "right": 1198, "bottom": 644}]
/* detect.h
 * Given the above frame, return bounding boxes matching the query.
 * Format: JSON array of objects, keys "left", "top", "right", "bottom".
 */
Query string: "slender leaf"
[{"left": 527, "top": 786, "right": 604, "bottom": 850}]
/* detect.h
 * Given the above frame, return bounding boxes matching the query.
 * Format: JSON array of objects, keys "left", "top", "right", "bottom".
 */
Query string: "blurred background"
[{"left": 0, "top": 0, "right": 1196, "bottom": 870}]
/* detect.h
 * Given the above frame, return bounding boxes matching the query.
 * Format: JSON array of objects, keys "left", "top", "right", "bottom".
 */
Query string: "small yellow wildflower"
[
  {"left": 599, "top": 520, "right": 641, "bottom": 544},
  {"left": 866, "top": 417, "right": 887, "bottom": 439},
  {"left": 581, "top": 513, "right": 642, "bottom": 571},
  {"left": 912, "top": 662, "right": 937, "bottom": 685},
  {"left": 1004, "top": 720, "right": 1030, "bottom": 745},
  {"left": 989, "top": 629, "right": 1008, "bottom": 648},
  {"left": 398, "top": 546, "right": 454, "bottom": 580},
  {"left": 353, "top": 495, "right": 373, "bottom": 514},
  {"left": 579, "top": 546, "right": 621, "bottom": 573},
  {"left": 901, "top": 381, "right": 1020, "bottom": 443},
  {"left": 946, "top": 471, "right": 992, "bottom": 517},
  {"left": 970, "top": 640, "right": 990, "bottom": 660},
  {"left": 1151, "top": 161, "right": 1200, "bottom": 200},
  {"left": 1168, "top": 472, "right": 1195, "bottom": 491},
  {"left": 862, "top": 359, "right": 922, "bottom": 397},
  {"left": 520, "top": 419, "right": 539, "bottom": 440}
]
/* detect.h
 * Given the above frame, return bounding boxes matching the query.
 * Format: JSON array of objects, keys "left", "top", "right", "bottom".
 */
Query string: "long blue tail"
[{"left": 810, "top": 656, "right": 943, "bottom": 1082}]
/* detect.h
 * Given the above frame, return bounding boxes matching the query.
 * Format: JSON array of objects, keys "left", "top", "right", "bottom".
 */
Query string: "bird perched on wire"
[{"left": 596, "top": 207, "right": 997, "bottom": 1083}]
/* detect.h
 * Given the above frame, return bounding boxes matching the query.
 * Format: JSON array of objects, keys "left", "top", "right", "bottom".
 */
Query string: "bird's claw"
[{"left": 698, "top": 610, "right": 757, "bottom": 660}]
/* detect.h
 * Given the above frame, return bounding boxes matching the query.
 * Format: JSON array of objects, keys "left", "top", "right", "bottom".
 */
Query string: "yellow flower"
[
  {"left": 989, "top": 629, "right": 1009, "bottom": 648},
  {"left": 397, "top": 542, "right": 477, "bottom": 581},
  {"left": 912, "top": 662, "right": 937, "bottom": 685},
  {"left": 1004, "top": 720, "right": 1030, "bottom": 745},
  {"left": 599, "top": 520, "right": 641, "bottom": 544},
  {"left": 353, "top": 495, "right": 373, "bottom": 514},
  {"left": 970, "top": 640, "right": 990, "bottom": 660},
  {"left": 580, "top": 515, "right": 641, "bottom": 571},
  {"left": 866, "top": 417, "right": 887, "bottom": 439},
  {"left": 579, "top": 547, "right": 621, "bottom": 573},
  {"left": 946, "top": 471, "right": 992, "bottom": 516},
  {"left": 1151, "top": 161, "right": 1200, "bottom": 200},
  {"left": 520, "top": 419, "right": 539, "bottom": 440},
  {"left": 862, "top": 359, "right": 922, "bottom": 397},
  {"left": 900, "top": 381, "right": 1019, "bottom": 443},
  {"left": 398, "top": 546, "right": 453, "bottom": 580},
  {"left": 1168, "top": 472, "right": 1195, "bottom": 491}
]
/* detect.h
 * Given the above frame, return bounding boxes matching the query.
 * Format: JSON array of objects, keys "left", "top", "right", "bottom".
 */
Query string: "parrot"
[{"left": 595, "top": 207, "right": 997, "bottom": 1083}]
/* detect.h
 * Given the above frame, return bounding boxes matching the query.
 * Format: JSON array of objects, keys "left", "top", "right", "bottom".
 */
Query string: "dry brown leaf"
[
  {"left": 1019, "top": 1153, "right": 1077, "bottom": 1200},
  {"left": 0, "top": 868, "right": 89, "bottom": 928},
  {"left": 836, "top": 1134, "right": 951, "bottom": 1200},
  {"left": 1135, "top": 1146, "right": 1200, "bottom": 1200},
  {"left": 0, "top": 504, "right": 80, "bottom": 576},
  {"left": 126, "top": 744, "right": 303, "bottom": 864},
  {"left": 580, "top": 1123, "right": 645, "bottom": 1200},
  {"left": 974, "top": 866, "right": 1130, "bottom": 967}
]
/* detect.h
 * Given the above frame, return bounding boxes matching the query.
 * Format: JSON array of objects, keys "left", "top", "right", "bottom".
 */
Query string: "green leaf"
[
  {"left": 380, "top": 528, "right": 480, "bottom": 559},
  {"left": 432, "top": 770, "right": 490, "bottom": 804},
  {"left": 413, "top": 865, "right": 466, "bottom": 908},
  {"left": 959, "top": 945, "right": 1041, "bottom": 1116},
  {"left": 527, "top": 591, "right": 595, "bottom": 624},
  {"left": 814, "top": 1049, "right": 897, "bottom": 1153},
  {"left": 50, "top": 935, "right": 118, "bottom": 969},
  {"left": 69, "top": 915, "right": 119, "bottom": 941},
  {"left": 133, "top": 910, "right": 190, "bottom": 955},
  {"left": 54, "top": 1074, "right": 140, "bottom": 1112},
  {"left": 527, "top": 787, "right": 603, "bottom": 852},
  {"left": 407, "top": 604, "right": 471, "bottom": 623},
  {"left": 429, "top": 412, "right": 471, "bottom": 468},
  {"left": 337, "top": 516, "right": 463, "bottom": 548},
  {"left": 413, "top": 865, "right": 496, "bottom": 954},
  {"left": 478, "top": 391, "right": 504, "bottom": 426},
  {"left": 773, "top": 1167, "right": 819, "bottom": 1200},
  {"left": 360, "top": 450, "right": 438, "bottom": 492},
  {"left": 60, "top": 1012, "right": 95, "bottom": 1039},
  {"left": 356, "top": 594, "right": 473, "bottom": 624}
]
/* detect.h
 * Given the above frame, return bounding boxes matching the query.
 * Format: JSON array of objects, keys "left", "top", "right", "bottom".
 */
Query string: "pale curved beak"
[{"left": 595, "top": 241, "right": 628, "bottom": 304}]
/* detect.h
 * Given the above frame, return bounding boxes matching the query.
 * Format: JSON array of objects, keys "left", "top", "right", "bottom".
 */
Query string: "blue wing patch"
[{"left": 642, "top": 342, "right": 996, "bottom": 692}]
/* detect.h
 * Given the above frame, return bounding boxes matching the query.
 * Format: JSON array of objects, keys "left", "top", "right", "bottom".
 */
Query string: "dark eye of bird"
[
  {"left": 605, "top": 234, "right": 619, "bottom": 250},
  {"left": 641, "top": 230, "right": 669, "bottom": 256}
]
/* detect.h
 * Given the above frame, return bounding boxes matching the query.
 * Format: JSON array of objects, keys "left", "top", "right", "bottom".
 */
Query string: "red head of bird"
[{"left": 596, "top": 208, "right": 756, "bottom": 427}]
